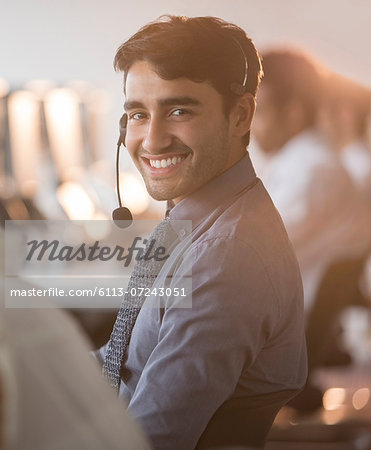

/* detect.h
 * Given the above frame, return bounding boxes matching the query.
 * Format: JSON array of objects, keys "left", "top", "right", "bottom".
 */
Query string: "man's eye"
[
  {"left": 129, "top": 112, "right": 147, "bottom": 120},
  {"left": 171, "top": 109, "right": 189, "bottom": 117}
]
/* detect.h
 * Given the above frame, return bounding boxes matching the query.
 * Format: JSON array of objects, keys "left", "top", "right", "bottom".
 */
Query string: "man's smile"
[{"left": 140, "top": 153, "right": 190, "bottom": 175}]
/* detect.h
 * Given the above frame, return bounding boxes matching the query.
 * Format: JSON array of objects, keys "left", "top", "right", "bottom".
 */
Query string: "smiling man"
[
  {"left": 124, "top": 62, "right": 249, "bottom": 203},
  {"left": 98, "top": 16, "right": 307, "bottom": 450}
]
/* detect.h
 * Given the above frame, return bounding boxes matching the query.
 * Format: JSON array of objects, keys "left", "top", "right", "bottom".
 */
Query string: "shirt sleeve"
[{"left": 127, "top": 236, "right": 279, "bottom": 450}]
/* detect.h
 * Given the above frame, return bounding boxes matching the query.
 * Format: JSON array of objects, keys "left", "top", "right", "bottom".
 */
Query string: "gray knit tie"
[{"left": 103, "top": 217, "right": 176, "bottom": 392}]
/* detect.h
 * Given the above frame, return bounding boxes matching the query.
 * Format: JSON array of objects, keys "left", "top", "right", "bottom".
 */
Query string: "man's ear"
[{"left": 231, "top": 93, "right": 256, "bottom": 138}]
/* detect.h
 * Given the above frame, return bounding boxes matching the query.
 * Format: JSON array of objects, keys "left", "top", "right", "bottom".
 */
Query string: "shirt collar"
[
  {"left": 165, "top": 200, "right": 175, "bottom": 218},
  {"left": 168, "top": 152, "right": 257, "bottom": 232}
]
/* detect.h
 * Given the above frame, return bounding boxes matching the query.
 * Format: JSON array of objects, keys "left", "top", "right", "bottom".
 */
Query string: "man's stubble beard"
[
  {"left": 140, "top": 123, "right": 231, "bottom": 202},
  {"left": 141, "top": 160, "right": 194, "bottom": 201}
]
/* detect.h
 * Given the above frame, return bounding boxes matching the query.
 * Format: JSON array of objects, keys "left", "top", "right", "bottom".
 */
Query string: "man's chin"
[
  {"left": 143, "top": 178, "right": 190, "bottom": 203},
  {"left": 145, "top": 185, "right": 178, "bottom": 202},
  {"left": 150, "top": 193, "right": 173, "bottom": 202}
]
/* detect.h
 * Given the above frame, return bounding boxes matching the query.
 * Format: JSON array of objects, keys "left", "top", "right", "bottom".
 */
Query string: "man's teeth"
[{"left": 149, "top": 156, "right": 185, "bottom": 168}]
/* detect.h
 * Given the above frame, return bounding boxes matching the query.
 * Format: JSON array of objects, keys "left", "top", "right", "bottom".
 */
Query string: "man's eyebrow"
[
  {"left": 158, "top": 96, "right": 202, "bottom": 107},
  {"left": 124, "top": 100, "right": 144, "bottom": 111},
  {"left": 124, "top": 96, "right": 202, "bottom": 111}
]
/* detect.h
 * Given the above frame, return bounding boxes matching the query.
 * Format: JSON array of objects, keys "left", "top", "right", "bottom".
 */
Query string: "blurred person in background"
[
  {"left": 251, "top": 49, "right": 370, "bottom": 412},
  {"left": 304, "top": 73, "right": 371, "bottom": 374},
  {"left": 252, "top": 48, "right": 368, "bottom": 315},
  {"left": 318, "top": 73, "right": 371, "bottom": 202}
]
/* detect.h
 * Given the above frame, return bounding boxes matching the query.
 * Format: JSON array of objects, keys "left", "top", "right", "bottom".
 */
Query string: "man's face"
[
  {"left": 124, "top": 61, "right": 235, "bottom": 203},
  {"left": 253, "top": 84, "right": 288, "bottom": 153}
]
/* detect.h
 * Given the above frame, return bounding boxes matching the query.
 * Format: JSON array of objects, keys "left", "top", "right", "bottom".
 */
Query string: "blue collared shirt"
[{"left": 100, "top": 153, "right": 307, "bottom": 450}]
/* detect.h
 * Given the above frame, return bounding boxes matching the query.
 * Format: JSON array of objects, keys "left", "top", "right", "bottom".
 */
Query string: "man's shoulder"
[
  {"left": 193, "top": 179, "right": 292, "bottom": 259},
  {"left": 187, "top": 183, "right": 302, "bottom": 306}
]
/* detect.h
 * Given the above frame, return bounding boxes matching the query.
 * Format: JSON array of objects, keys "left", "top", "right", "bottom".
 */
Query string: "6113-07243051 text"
[{"left": 9, "top": 287, "right": 187, "bottom": 298}]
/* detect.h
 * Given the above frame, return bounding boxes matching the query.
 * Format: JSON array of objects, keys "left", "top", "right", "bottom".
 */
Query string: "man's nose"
[{"left": 142, "top": 117, "right": 172, "bottom": 154}]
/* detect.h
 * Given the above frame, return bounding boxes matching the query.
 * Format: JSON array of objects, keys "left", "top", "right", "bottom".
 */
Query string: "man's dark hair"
[
  {"left": 261, "top": 49, "right": 325, "bottom": 127},
  {"left": 114, "top": 15, "right": 263, "bottom": 145}
]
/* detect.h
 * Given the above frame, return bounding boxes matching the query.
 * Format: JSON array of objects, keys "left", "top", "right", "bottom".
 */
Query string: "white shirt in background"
[
  {"left": 341, "top": 140, "right": 371, "bottom": 202},
  {"left": 250, "top": 131, "right": 369, "bottom": 312}
]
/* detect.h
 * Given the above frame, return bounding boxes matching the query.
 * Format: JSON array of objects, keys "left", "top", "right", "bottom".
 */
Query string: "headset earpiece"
[{"left": 117, "top": 113, "right": 128, "bottom": 147}]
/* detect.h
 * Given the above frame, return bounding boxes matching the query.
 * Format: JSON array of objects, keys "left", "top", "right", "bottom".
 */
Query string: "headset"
[
  {"left": 112, "top": 37, "right": 248, "bottom": 228},
  {"left": 112, "top": 113, "right": 132, "bottom": 227},
  {"left": 230, "top": 37, "right": 249, "bottom": 96}
]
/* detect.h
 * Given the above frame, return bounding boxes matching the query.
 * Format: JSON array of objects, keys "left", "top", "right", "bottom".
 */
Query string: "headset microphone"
[{"left": 112, "top": 113, "right": 133, "bottom": 228}]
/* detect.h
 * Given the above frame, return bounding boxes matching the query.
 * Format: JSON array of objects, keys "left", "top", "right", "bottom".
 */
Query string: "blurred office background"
[
  {"left": 1, "top": 0, "right": 371, "bottom": 448},
  {"left": 1, "top": 0, "right": 370, "bottom": 221}
]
